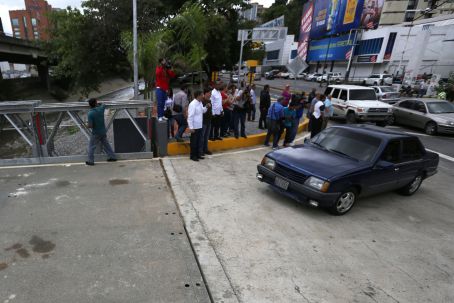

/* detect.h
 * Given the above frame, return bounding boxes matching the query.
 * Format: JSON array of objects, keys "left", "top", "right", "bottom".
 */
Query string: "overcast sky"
[{"left": 1, "top": 0, "right": 275, "bottom": 34}]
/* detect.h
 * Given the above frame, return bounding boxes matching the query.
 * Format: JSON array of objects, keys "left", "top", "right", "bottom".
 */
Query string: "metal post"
[
  {"left": 238, "top": 30, "right": 245, "bottom": 88},
  {"left": 345, "top": 30, "right": 359, "bottom": 82},
  {"left": 133, "top": 0, "right": 139, "bottom": 99}
]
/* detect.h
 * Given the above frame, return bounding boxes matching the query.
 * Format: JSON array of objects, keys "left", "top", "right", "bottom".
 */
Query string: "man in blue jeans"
[
  {"left": 86, "top": 98, "right": 116, "bottom": 166},
  {"left": 155, "top": 58, "right": 175, "bottom": 121},
  {"left": 264, "top": 97, "right": 285, "bottom": 149}
]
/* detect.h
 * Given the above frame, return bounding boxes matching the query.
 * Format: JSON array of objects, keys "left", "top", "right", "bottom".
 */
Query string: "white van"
[{"left": 324, "top": 85, "right": 393, "bottom": 126}]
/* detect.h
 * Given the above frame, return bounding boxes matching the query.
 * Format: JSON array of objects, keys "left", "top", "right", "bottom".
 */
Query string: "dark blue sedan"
[{"left": 257, "top": 125, "right": 439, "bottom": 215}]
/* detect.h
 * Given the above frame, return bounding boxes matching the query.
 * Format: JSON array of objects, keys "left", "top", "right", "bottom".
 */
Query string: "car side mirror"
[{"left": 374, "top": 160, "right": 394, "bottom": 170}]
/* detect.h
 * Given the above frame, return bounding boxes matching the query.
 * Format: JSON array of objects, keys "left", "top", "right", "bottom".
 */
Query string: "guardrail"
[{"left": 0, "top": 100, "right": 152, "bottom": 164}]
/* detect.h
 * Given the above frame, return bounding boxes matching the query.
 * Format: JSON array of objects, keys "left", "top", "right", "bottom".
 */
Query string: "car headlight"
[
  {"left": 261, "top": 157, "right": 276, "bottom": 170},
  {"left": 304, "top": 176, "right": 330, "bottom": 192},
  {"left": 357, "top": 107, "right": 365, "bottom": 113},
  {"left": 387, "top": 108, "right": 393, "bottom": 113}
]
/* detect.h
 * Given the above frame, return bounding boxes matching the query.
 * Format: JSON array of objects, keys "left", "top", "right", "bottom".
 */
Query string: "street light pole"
[{"left": 133, "top": 0, "right": 139, "bottom": 99}]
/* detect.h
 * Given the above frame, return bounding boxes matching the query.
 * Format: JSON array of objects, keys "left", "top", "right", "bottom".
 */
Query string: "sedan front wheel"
[{"left": 328, "top": 188, "right": 357, "bottom": 215}]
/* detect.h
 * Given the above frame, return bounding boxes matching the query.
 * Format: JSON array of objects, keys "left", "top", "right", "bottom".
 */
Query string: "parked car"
[
  {"left": 306, "top": 73, "right": 323, "bottom": 81},
  {"left": 324, "top": 85, "right": 393, "bottom": 126},
  {"left": 316, "top": 72, "right": 343, "bottom": 83},
  {"left": 288, "top": 72, "right": 307, "bottom": 80},
  {"left": 178, "top": 71, "right": 208, "bottom": 84},
  {"left": 265, "top": 70, "right": 280, "bottom": 80},
  {"left": 277, "top": 71, "right": 290, "bottom": 79},
  {"left": 257, "top": 125, "right": 439, "bottom": 215},
  {"left": 371, "top": 86, "right": 400, "bottom": 104},
  {"left": 390, "top": 99, "right": 454, "bottom": 135},
  {"left": 364, "top": 74, "right": 393, "bottom": 86}
]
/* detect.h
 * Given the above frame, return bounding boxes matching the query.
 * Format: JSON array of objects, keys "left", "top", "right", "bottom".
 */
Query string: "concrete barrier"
[{"left": 168, "top": 119, "right": 309, "bottom": 156}]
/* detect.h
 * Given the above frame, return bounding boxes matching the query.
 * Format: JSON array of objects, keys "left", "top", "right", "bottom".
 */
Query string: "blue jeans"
[
  {"left": 290, "top": 117, "right": 301, "bottom": 142},
  {"left": 200, "top": 121, "right": 211, "bottom": 154},
  {"left": 156, "top": 88, "right": 167, "bottom": 118},
  {"left": 87, "top": 134, "right": 116, "bottom": 163},
  {"left": 233, "top": 110, "right": 246, "bottom": 137},
  {"left": 174, "top": 114, "right": 187, "bottom": 139}
]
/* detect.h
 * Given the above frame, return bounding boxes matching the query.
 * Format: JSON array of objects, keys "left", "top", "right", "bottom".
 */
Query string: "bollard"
[{"left": 152, "top": 118, "right": 168, "bottom": 157}]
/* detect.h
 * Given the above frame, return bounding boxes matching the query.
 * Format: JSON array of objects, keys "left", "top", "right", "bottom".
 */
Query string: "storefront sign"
[{"left": 307, "top": 34, "right": 353, "bottom": 62}]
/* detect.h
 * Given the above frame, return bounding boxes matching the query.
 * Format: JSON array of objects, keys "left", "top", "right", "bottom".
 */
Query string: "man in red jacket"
[{"left": 155, "top": 58, "right": 176, "bottom": 121}]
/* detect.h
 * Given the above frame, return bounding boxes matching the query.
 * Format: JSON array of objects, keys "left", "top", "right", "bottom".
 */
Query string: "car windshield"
[
  {"left": 349, "top": 89, "right": 377, "bottom": 100},
  {"left": 370, "top": 75, "right": 379, "bottom": 78},
  {"left": 380, "top": 87, "right": 395, "bottom": 92},
  {"left": 427, "top": 102, "right": 454, "bottom": 114},
  {"left": 311, "top": 128, "right": 382, "bottom": 162}
]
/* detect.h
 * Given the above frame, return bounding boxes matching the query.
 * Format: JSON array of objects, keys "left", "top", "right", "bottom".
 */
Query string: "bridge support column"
[{"left": 37, "top": 63, "right": 49, "bottom": 89}]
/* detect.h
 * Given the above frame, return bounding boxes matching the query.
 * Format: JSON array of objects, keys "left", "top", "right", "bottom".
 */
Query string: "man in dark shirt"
[
  {"left": 86, "top": 98, "right": 116, "bottom": 166},
  {"left": 259, "top": 85, "right": 271, "bottom": 129},
  {"left": 200, "top": 88, "right": 213, "bottom": 156}
]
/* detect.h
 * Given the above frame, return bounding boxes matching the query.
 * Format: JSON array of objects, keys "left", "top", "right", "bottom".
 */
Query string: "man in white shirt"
[
  {"left": 188, "top": 90, "right": 209, "bottom": 161},
  {"left": 248, "top": 84, "right": 257, "bottom": 121},
  {"left": 311, "top": 95, "right": 326, "bottom": 138},
  {"left": 210, "top": 81, "right": 224, "bottom": 140}
]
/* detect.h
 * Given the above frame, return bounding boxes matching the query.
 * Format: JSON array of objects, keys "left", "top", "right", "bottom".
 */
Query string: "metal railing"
[{"left": 0, "top": 100, "right": 153, "bottom": 163}]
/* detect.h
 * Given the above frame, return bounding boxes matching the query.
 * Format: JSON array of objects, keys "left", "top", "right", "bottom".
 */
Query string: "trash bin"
[{"left": 152, "top": 118, "right": 168, "bottom": 157}]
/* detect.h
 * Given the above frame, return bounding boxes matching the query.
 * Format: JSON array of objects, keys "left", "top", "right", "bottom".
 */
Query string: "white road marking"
[
  {"left": 404, "top": 131, "right": 430, "bottom": 137},
  {"left": 425, "top": 148, "right": 454, "bottom": 163}
]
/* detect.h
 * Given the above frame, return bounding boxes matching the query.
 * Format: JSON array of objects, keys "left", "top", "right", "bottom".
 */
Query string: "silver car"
[
  {"left": 391, "top": 99, "right": 454, "bottom": 135},
  {"left": 371, "top": 86, "right": 400, "bottom": 104}
]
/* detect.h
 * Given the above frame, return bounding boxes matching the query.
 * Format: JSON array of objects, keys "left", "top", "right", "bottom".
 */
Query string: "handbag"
[
  {"left": 172, "top": 103, "right": 182, "bottom": 113},
  {"left": 164, "top": 108, "right": 172, "bottom": 119}
]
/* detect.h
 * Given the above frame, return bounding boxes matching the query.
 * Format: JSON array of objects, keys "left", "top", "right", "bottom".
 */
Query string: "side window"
[
  {"left": 415, "top": 101, "right": 427, "bottom": 113},
  {"left": 381, "top": 140, "right": 400, "bottom": 164},
  {"left": 373, "top": 87, "right": 379, "bottom": 93},
  {"left": 402, "top": 139, "right": 423, "bottom": 162},
  {"left": 332, "top": 88, "right": 341, "bottom": 98},
  {"left": 399, "top": 100, "right": 414, "bottom": 109},
  {"left": 324, "top": 87, "right": 333, "bottom": 96},
  {"left": 339, "top": 90, "right": 347, "bottom": 101}
]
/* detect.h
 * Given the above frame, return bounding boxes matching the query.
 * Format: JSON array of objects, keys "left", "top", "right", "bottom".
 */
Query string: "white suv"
[
  {"left": 363, "top": 74, "right": 393, "bottom": 86},
  {"left": 324, "top": 85, "right": 393, "bottom": 126}
]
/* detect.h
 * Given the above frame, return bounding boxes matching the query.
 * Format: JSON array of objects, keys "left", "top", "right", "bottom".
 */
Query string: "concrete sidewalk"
[
  {"left": 0, "top": 160, "right": 210, "bottom": 303},
  {"left": 164, "top": 140, "right": 454, "bottom": 303}
]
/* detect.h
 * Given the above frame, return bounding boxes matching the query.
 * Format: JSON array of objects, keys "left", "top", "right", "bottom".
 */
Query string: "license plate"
[{"left": 274, "top": 177, "right": 289, "bottom": 190}]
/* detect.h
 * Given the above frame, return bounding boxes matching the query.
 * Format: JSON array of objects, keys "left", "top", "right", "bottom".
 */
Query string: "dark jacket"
[
  {"left": 203, "top": 98, "right": 212, "bottom": 124},
  {"left": 260, "top": 90, "right": 271, "bottom": 110}
]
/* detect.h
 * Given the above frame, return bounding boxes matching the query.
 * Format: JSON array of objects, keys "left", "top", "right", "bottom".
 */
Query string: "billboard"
[
  {"left": 307, "top": 34, "right": 354, "bottom": 62},
  {"left": 310, "top": 0, "right": 365, "bottom": 39},
  {"left": 260, "top": 15, "right": 285, "bottom": 28},
  {"left": 360, "top": 0, "right": 384, "bottom": 30},
  {"left": 298, "top": 1, "right": 314, "bottom": 60}
]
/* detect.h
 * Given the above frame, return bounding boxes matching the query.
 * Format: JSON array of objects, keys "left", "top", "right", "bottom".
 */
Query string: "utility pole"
[{"left": 133, "top": 0, "right": 139, "bottom": 99}]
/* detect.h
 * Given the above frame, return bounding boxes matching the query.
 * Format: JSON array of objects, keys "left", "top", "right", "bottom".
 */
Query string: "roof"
[
  {"left": 397, "top": 98, "right": 448, "bottom": 103},
  {"left": 328, "top": 85, "right": 374, "bottom": 90},
  {"left": 331, "top": 124, "right": 414, "bottom": 140}
]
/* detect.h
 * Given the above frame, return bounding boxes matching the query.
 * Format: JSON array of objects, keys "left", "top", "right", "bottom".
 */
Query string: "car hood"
[
  {"left": 269, "top": 145, "right": 370, "bottom": 180},
  {"left": 348, "top": 100, "right": 392, "bottom": 108},
  {"left": 432, "top": 113, "right": 454, "bottom": 122}
]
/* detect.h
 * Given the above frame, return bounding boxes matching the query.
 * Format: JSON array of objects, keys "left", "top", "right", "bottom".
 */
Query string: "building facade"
[
  {"left": 380, "top": 0, "right": 454, "bottom": 25},
  {"left": 9, "top": 0, "right": 53, "bottom": 41},
  {"left": 306, "top": 14, "right": 454, "bottom": 80},
  {"left": 240, "top": 2, "right": 265, "bottom": 21}
]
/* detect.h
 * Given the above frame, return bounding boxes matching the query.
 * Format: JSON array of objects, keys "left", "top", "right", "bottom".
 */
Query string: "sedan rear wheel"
[
  {"left": 328, "top": 188, "right": 357, "bottom": 215},
  {"left": 425, "top": 122, "right": 437, "bottom": 136},
  {"left": 398, "top": 174, "right": 423, "bottom": 196}
]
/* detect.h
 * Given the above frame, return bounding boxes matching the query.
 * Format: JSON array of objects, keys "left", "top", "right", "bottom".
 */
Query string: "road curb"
[
  {"left": 168, "top": 120, "right": 309, "bottom": 156},
  {"left": 161, "top": 158, "right": 240, "bottom": 303}
]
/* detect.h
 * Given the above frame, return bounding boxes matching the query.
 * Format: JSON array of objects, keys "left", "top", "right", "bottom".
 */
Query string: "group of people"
[{"left": 306, "top": 88, "right": 334, "bottom": 138}]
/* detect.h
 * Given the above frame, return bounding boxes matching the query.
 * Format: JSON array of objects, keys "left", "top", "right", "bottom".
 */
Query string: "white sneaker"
[{"left": 158, "top": 117, "right": 168, "bottom": 122}]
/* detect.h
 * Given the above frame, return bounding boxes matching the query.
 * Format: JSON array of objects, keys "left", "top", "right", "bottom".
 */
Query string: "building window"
[
  {"left": 34, "top": 31, "right": 39, "bottom": 39},
  {"left": 23, "top": 16, "right": 28, "bottom": 28},
  {"left": 14, "top": 30, "right": 21, "bottom": 38},
  {"left": 11, "top": 18, "right": 19, "bottom": 26},
  {"left": 31, "top": 18, "right": 37, "bottom": 26},
  {"left": 266, "top": 50, "right": 280, "bottom": 61},
  {"left": 290, "top": 50, "right": 298, "bottom": 59}
]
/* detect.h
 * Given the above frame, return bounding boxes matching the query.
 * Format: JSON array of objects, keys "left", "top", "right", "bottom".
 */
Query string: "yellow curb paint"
[{"left": 167, "top": 120, "right": 309, "bottom": 156}]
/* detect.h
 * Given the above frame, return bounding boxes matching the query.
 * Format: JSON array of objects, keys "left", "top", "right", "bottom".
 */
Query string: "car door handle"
[{"left": 394, "top": 168, "right": 400, "bottom": 171}]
